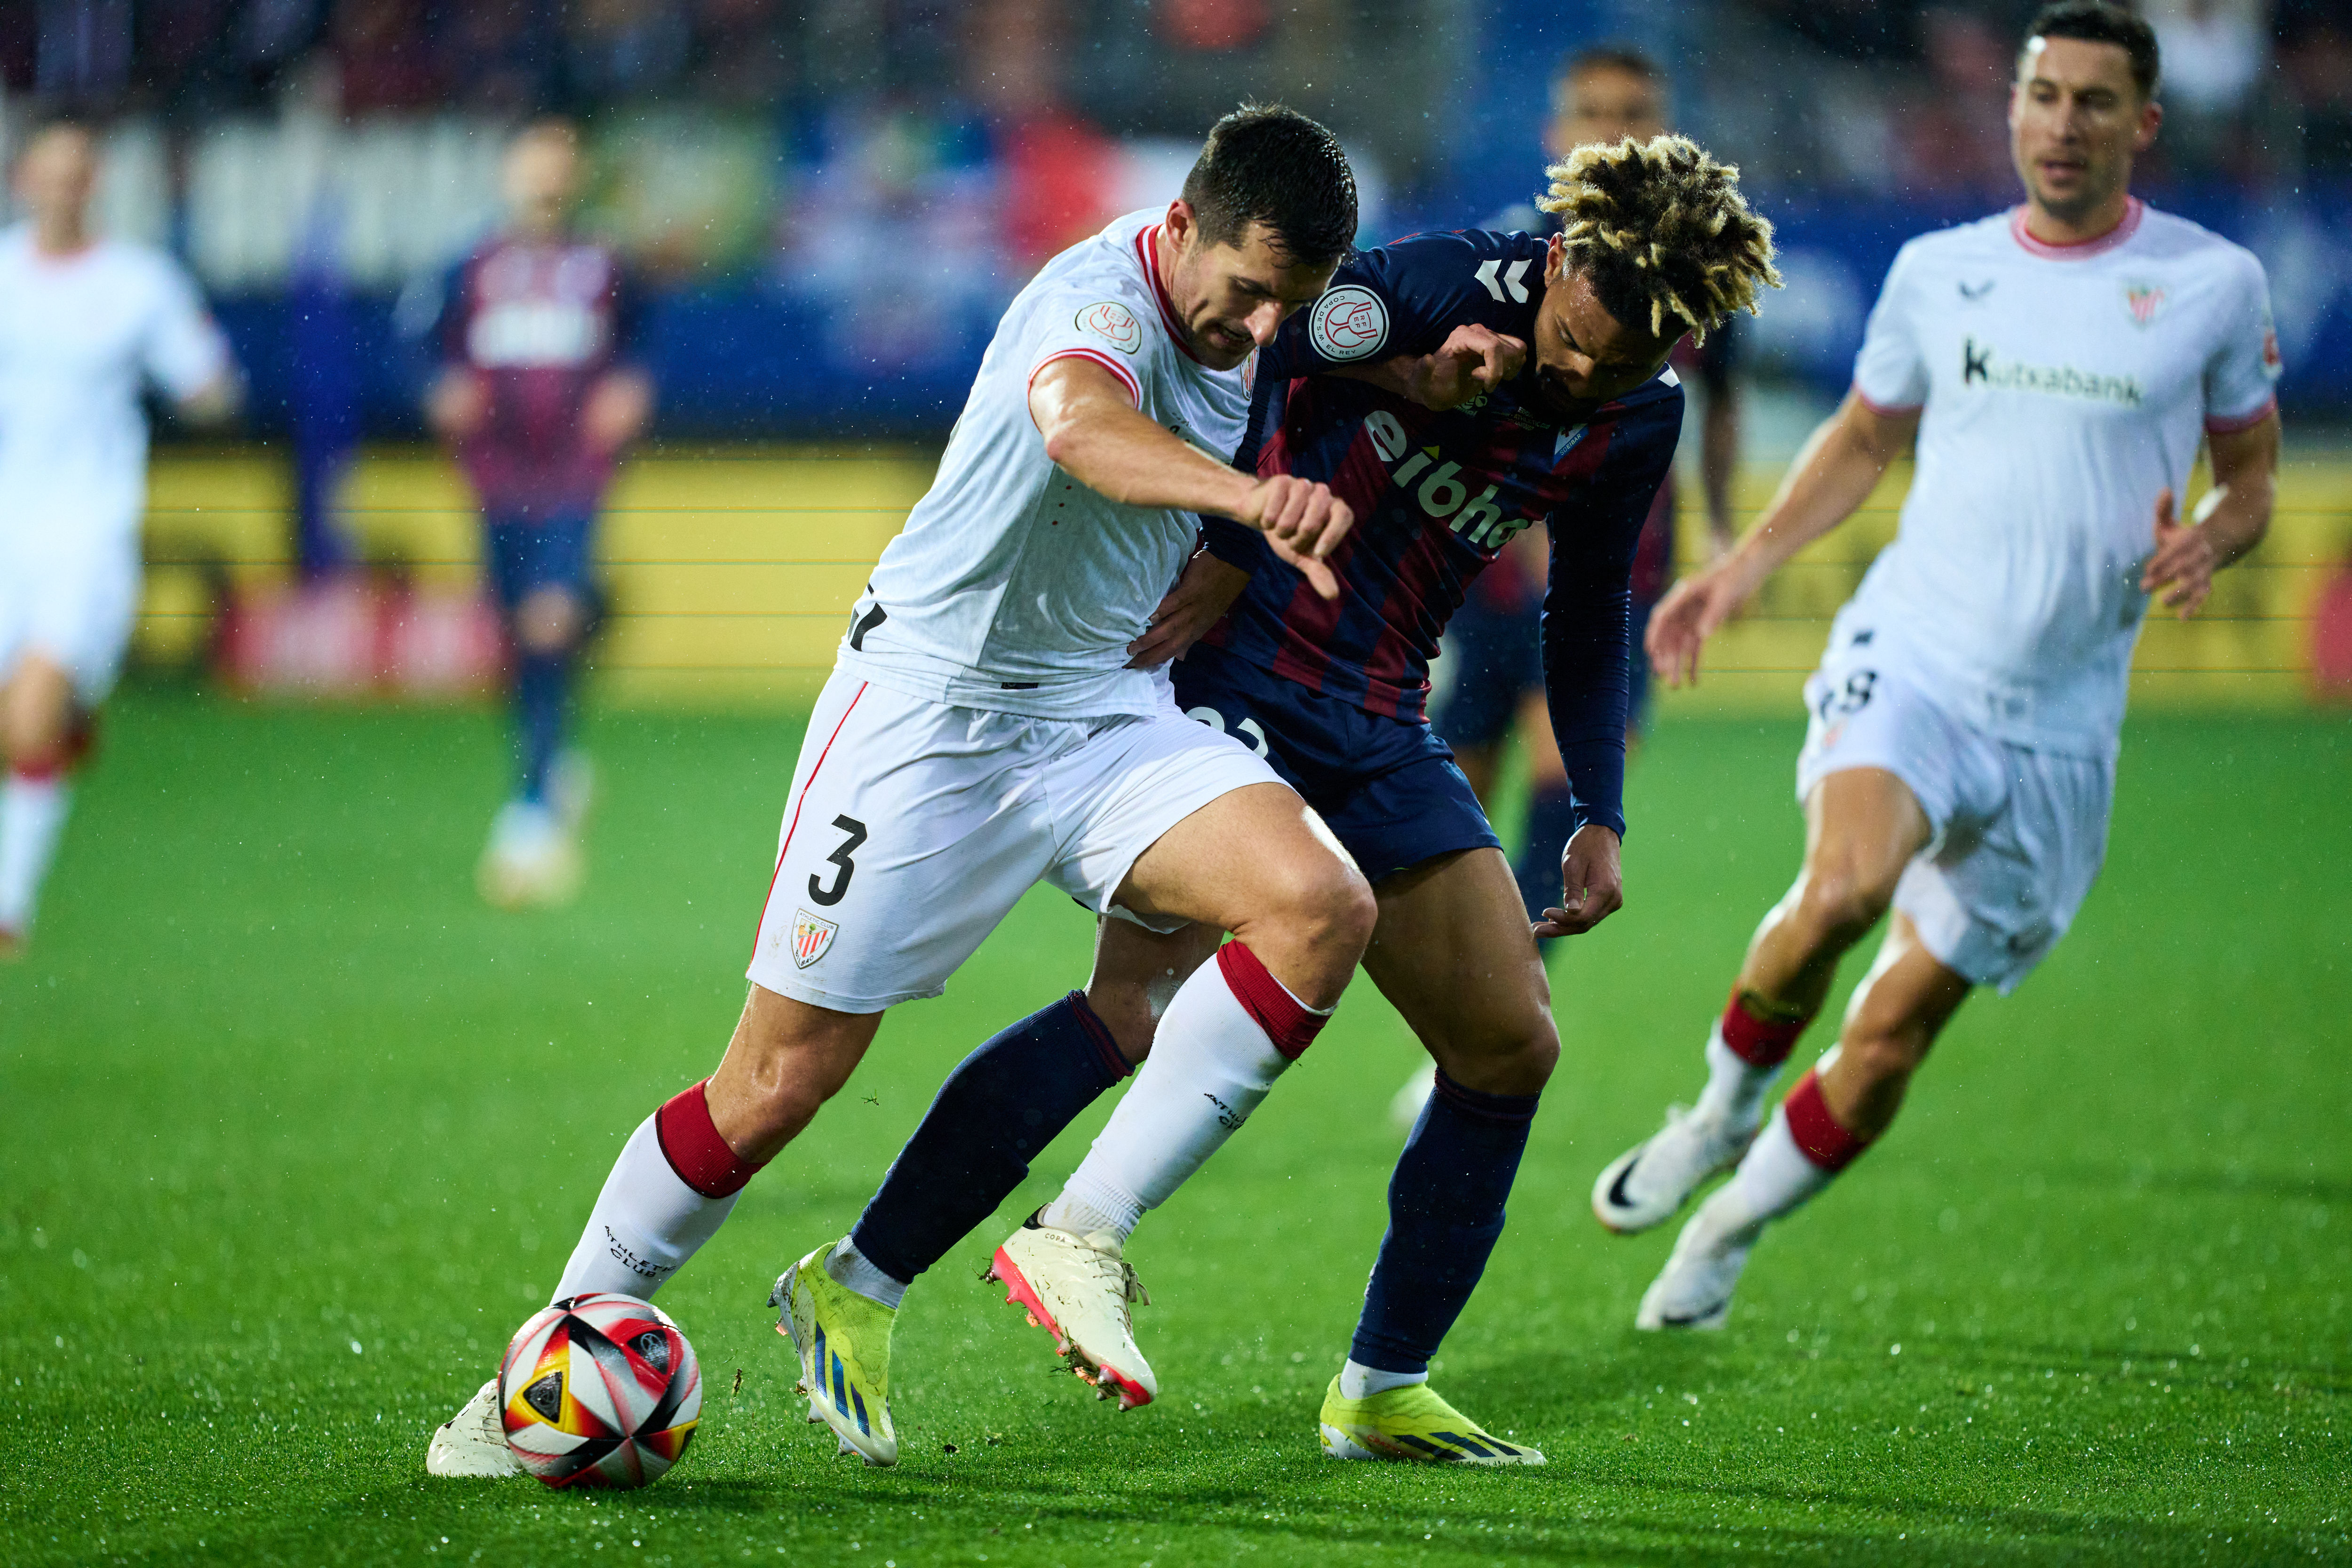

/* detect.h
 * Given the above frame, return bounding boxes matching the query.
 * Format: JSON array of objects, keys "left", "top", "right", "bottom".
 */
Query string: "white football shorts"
[
  {"left": 747, "top": 669, "right": 1289, "bottom": 1013},
  {"left": 1796, "top": 630, "right": 2115, "bottom": 994},
  {"left": 0, "top": 535, "right": 140, "bottom": 705}
]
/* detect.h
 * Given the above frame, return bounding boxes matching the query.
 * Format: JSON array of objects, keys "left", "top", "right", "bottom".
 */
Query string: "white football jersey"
[
  {"left": 837, "top": 210, "right": 1257, "bottom": 719},
  {"left": 0, "top": 224, "right": 231, "bottom": 556},
  {"left": 1843, "top": 199, "right": 2279, "bottom": 756}
]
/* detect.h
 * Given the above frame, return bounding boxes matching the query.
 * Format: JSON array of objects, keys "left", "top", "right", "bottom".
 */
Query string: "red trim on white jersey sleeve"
[
  {"left": 1029, "top": 348, "right": 1142, "bottom": 411},
  {"left": 2204, "top": 395, "right": 2278, "bottom": 436},
  {"left": 1851, "top": 382, "right": 1924, "bottom": 419}
]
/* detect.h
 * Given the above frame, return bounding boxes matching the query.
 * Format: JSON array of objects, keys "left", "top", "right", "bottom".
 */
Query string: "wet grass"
[{"left": 3, "top": 692, "right": 2345, "bottom": 1565}]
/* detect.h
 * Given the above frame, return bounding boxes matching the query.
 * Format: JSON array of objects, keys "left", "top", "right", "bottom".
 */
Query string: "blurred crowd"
[
  {"left": 1722, "top": 0, "right": 2352, "bottom": 189},
  {"left": 4, "top": 1, "right": 2347, "bottom": 287}
]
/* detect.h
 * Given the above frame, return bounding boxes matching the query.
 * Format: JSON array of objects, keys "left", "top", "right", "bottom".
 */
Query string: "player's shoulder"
[
  {"left": 1363, "top": 225, "right": 1548, "bottom": 278},
  {"left": 1605, "top": 366, "right": 1686, "bottom": 436},
  {"left": 1889, "top": 211, "right": 2016, "bottom": 273},
  {"left": 1012, "top": 210, "right": 1164, "bottom": 342},
  {"left": 2131, "top": 202, "right": 2267, "bottom": 281}
]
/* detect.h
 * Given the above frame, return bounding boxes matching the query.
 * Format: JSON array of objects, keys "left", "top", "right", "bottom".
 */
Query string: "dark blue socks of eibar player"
[
  {"left": 848, "top": 992, "right": 1132, "bottom": 1289},
  {"left": 514, "top": 647, "right": 572, "bottom": 805},
  {"left": 1347, "top": 1069, "right": 1540, "bottom": 1380},
  {"left": 1512, "top": 784, "right": 1583, "bottom": 928}
]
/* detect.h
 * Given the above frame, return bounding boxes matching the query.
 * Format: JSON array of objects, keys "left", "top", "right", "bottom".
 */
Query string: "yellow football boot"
[
  {"left": 772, "top": 1239, "right": 898, "bottom": 1466},
  {"left": 1317, "top": 1374, "right": 1544, "bottom": 1465}
]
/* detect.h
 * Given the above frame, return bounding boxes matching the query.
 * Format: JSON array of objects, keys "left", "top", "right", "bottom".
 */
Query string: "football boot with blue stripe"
[
  {"left": 771, "top": 1239, "right": 898, "bottom": 1467},
  {"left": 1318, "top": 1375, "right": 1545, "bottom": 1466}
]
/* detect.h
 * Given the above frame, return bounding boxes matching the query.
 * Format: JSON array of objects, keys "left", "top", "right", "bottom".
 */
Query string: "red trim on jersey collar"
[
  {"left": 2008, "top": 196, "right": 2144, "bottom": 261},
  {"left": 1135, "top": 223, "right": 1206, "bottom": 364}
]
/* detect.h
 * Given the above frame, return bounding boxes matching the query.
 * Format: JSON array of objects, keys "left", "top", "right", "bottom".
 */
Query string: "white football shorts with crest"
[
  {"left": 1795, "top": 627, "right": 2115, "bottom": 995},
  {"left": 746, "top": 667, "right": 1287, "bottom": 1013}
]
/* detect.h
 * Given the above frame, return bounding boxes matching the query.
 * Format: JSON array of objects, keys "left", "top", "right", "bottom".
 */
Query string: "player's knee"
[
  {"left": 1434, "top": 1007, "right": 1557, "bottom": 1096},
  {"left": 515, "top": 588, "right": 584, "bottom": 653},
  {"left": 1256, "top": 854, "right": 1376, "bottom": 957},
  {"left": 0, "top": 699, "right": 69, "bottom": 768},
  {"left": 1081, "top": 982, "right": 1158, "bottom": 1067},
  {"left": 1841, "top": 1024, "right": 1928, "bottom": 1089},
  {"left": 1792, "top": 864, "right": 1897, "bottom": 950}
]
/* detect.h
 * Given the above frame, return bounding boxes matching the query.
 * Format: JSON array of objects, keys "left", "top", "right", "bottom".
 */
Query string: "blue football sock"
[
  {"left": 1512, "top": 783, "right": 1582, "bottom": 924},
  {"left": 849, "top": 993, "right": 1130, "bottom": 1286},
  {"left": 513, "top": 647, "right": 573, "bottom": 805},
  {"left": 1348, "top": 1070, "right": 1539, "bottom": 1375}
]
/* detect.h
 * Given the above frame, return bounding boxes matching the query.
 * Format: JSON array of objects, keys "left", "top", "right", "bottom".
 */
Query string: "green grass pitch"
[{"left": 3, "top": 692, "right": 2345, "bottom": 1566}]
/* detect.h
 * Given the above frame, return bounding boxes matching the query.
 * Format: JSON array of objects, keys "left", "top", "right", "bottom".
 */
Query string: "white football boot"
[
  {"left": 425, "top": 1377, "right": 521, "bottom": 1477},
  {"left": 1591, "top": 1102, "right": 1759, "bottom": 1235},
  {"left": 1389, "top": 1060, "right": 1437, "bottom": 1130},
  {"left": 986, "top": 1220, "right": 1157, "bottom": 1409},
  {"left": 476, "top": 799, "right": 583, "bottom": 910},
  {"left": 1634, "top": 1188, "right": 1763, "bottom": 1331}
]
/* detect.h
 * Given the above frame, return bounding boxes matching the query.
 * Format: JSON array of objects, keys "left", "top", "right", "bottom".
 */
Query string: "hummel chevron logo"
[
  {"left": 1476, "top": 257, "right": 1532, "bottom": 304},
  {"left": 1958, "top": 279, "right": 1995, "bottom": 300}
]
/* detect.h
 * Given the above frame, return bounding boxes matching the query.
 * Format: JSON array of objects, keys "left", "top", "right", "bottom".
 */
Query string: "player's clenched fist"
[
  {"left": 1408, "top": 324, "right": 1528, "bottom": 411},
  {"left": 1241, "top": 474, "right": 1353, "bottom": 600}
]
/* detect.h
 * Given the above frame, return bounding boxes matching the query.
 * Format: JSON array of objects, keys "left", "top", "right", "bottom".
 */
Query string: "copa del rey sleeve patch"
[
  {"left": 1307, "top": 285, "right": 1389, "bottom": 362},
  {"left": 1075, "top": 301, "right": 1143, "bottom": 354}
]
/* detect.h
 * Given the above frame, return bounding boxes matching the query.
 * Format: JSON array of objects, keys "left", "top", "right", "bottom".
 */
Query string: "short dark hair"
[
  {"left": 2023, "top": 1, "right": 2160, "bottom": 99},
  {"left": 1180, "top": 104, "right": 1357, "bottom": 269},
  {"left": 1557, "top": 45, "right": 1665, "bottom": 89}
]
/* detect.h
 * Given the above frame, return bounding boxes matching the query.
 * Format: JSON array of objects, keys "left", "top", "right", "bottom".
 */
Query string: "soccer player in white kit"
[
  {"left": 428, "top": 105, "right": 1375, "bottom": 1475},
  {"left": 0, "top": 119, "right": 238, "bottom": 957},
  {"left": 1590, "top": 2, "right": 2283, "bottom": 1329}
]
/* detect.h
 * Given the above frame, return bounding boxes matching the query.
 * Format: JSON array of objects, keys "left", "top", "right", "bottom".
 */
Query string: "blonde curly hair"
[{"left": 1536, "top": 134, "right": 1780, "bottom": 343}]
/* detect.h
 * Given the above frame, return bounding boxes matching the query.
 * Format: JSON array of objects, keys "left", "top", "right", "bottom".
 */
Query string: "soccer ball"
[{"left": 499, "top": 1292, "right": 701, "bottom": 1489}]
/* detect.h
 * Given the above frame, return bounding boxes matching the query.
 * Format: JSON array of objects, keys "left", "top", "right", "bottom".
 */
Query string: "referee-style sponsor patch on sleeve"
[
  {"left": 1307, "top": 286, "right": 1390, "bottom": 362},
  {"left": 1075, "top": 301, "right": 1144, "bottom": 354}
]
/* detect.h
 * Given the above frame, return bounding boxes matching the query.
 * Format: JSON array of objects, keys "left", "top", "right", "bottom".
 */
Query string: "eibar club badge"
[
  {"left": 2123, "top": 281, "right": 2167, "bottom": 327},
  {"left": 791, "top": 907, "right": 839, "bottom": 969}
]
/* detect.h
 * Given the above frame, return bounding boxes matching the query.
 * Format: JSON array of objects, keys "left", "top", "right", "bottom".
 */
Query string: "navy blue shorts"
[
  {"left": 1173, "top": 644, "right": 1500, "bottom": 884},
  {"left": 1435, "top": 597, "right": 1542, "bottom": 753},
  {"left": 483, "top": 511, "right": 596, "bottom": 615}
]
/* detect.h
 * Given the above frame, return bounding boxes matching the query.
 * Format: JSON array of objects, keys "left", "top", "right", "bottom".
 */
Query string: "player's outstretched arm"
[
  {"left": 1334, "top": 324, "right": 1528, "bottom": 412},
  {"left": 2141, "top": 412, "right": 2280, "bottom": 619},
  {"left": 1030, "top": 356, "right": 1354, "bottom": 598},
  {"left": 1646, "top": 389, "right": 1917, "bottom": 687}
]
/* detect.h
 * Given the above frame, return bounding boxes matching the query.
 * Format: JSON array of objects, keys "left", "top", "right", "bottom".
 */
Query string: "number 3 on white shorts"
[{"left": 1185, "top": 706, "right": 1268, "bottom": 757}]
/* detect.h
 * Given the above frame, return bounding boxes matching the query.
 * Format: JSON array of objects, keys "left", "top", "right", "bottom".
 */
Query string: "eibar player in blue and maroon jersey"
[
  {"left": 422, "top": 118, "right": 652, "bottom": 909},
  {"left": 830, "top": 135, "right": 1780, "bottom": 1465},
  {"left": 1446, "top": 44, "right": 1747, "bottom": 937}
]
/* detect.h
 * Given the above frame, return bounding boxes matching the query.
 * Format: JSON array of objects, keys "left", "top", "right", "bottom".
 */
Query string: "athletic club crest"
[
  {"left": 790, "top": 907, "right": 838, "bottom": 969},
  {"left": 2122, "top": 281, "right": 2167, "bottom": 326}
]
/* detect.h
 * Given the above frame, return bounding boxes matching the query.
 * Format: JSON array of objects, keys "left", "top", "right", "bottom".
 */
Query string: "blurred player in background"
[
  {"left": 1444, "top": 46, "right": 1746, "bottom": 927},
  {"left": 1600, "top": 2, "right": 2282, "bottom": 1330},
  {"left": 0, "top": 118, "right": 238, "bottom": 957},
  {"left": 826, "top": 137, "right": 1777, "bottom": 1467},
  {"left": 421, "top": 118, "right": 652, "bottom": 909}
]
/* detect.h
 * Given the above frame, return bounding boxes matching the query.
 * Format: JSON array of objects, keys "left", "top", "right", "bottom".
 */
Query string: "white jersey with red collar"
[
  {"left": 1843, "top": 197, "right": 2279, "bottom": 756},
  {"left": 840, "top": 209, "right": 1257, "bottom": 720},
  {"left": 0, "top": 224, "right": 230, "bottom": 556}
]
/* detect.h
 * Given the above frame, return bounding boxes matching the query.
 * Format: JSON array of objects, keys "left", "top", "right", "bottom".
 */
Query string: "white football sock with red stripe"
[
  {"left": 552, "top": 1082, "right": 760, "bottom": 1301},
  {"left": 0, "top": 770, "right": 70, "bottom": 934},
  {"left": 1042, "top": 941, "right": 1330, "bottom": 1243}
]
